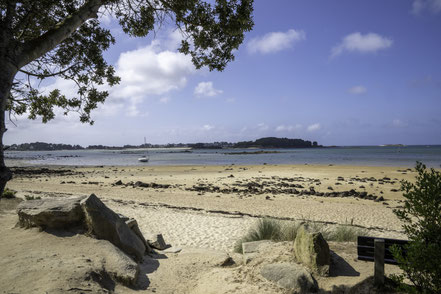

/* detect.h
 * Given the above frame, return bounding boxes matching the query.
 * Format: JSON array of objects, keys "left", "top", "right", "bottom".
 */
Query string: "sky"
[{"left": 5, "top": 0, "right": 441, "bottom": 146}]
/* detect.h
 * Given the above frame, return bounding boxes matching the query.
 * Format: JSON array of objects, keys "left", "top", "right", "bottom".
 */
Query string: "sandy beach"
[
  {"left": 1, "top": 163, "right": 427, "bottom": 293},
  {"left": 6, "top": 163, "right": 416, "bottom": 250}
]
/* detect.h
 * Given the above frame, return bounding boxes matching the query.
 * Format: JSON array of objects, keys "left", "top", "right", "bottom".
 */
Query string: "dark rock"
[
  {"left": 261, "top": 263, "right": 318, "bottom": 293},
  {"left": 293, "top": 225, "right": 330, "bottom": 276},
  {"left": 81, "top": 194, "right": 146, "bottom": 262}
]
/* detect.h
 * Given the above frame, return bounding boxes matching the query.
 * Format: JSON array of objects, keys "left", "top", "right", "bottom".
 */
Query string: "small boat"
[
  {"left": 138, "top": 137, "right": 149, "bottom": 162},
  {"left": 138, "top": 156, "right": 149, "bottom": 162}
]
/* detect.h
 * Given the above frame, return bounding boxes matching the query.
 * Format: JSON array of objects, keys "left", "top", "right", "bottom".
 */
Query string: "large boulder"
[
  {"left": 293, "top": 225, "right": 330, "bottom": 276},
  {"left": 261, "top": 263, "right": 318, "bottom": 293},
  {"left": 80, "top": 194, "right": 146, "bottom": 262},
  {"left": 16, "top": 196, "right": 86, "bottom": 229}
]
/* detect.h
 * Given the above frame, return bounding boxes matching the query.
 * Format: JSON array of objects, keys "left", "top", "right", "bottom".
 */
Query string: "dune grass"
[
  {"left": 234, "top": 218, "right": 368, "bottom": 253},
  {"left": 327, "top": 225, "right": 368, "bottom": 242}
]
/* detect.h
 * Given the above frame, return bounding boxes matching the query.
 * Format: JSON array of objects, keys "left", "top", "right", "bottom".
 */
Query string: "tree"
[
  {"left": 391, "top": 162, "right": 441, "bottom": 293},
  {"left": 0, "top": 0, "right": 254, "bottom": 196}
]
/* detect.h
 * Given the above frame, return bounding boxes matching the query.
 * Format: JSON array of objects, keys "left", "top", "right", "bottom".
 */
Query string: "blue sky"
[{"left": 6, "top": 0, "right": 441, "bottom": 146}]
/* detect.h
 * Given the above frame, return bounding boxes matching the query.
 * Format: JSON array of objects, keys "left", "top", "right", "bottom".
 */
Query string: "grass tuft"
[
  {"left": 326, "top": 225, "right": 368, "bottom": 242},
  {"left": 1, "top": 188, "right": 16, "bottom": 199},
  {"left": 234, "top": 218, "right": 368, "bottom": 253},
  {"left": 24, "top": 195, "right": 41, "bottom": 201}
]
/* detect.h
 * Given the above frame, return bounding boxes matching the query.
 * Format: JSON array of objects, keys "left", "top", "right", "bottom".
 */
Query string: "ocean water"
[{"left": 5, "top": 145, "right": 441, "bottom": 168}]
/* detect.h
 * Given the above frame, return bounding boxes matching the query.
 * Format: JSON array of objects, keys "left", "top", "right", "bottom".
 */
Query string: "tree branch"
[
  {"left": 19, "top": 63, "right": 79, "bottom": 79},
  {"left": 17, "top": 0, "right": 104, "bottom": 68}
]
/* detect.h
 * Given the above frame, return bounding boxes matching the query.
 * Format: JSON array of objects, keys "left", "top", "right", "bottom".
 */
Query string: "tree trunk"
[{"left": 0, "top": 61, "right": 17, "bottom": 198}]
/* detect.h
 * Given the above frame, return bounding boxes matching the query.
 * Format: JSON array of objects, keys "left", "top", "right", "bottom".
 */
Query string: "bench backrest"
[{"left": 357, "top": 236, "right": 409, "bottom": 265}]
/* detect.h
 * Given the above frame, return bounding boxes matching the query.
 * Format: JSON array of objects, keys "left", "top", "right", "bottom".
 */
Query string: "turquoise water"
[{"left": 5, "top": 145, "right": 441, "bottom": 168}]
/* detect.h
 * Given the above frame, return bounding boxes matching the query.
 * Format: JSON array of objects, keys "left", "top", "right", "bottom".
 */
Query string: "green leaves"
[
  {"left": 6, "top": 0, "right": 254, "bottom": 124},
  {"left": 392, "top": 162, "right": 441, "bottom": 293}
]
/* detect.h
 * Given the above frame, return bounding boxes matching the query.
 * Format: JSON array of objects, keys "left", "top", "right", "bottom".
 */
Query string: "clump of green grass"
[
  {"left": 280, "top": 221, "right": 303, "bottom": 241},
  {"left": 234, "top": 219, "right": 303, "bottom": 253},
  {"left": 234, "top": 218, "right": 368, "bottom": 253},
  {"left": 24, "top": 195, "right": 41, "bottom": 201},
  {"left": 1, "top": 188, "right": 16, "bottom": 199},
  {"left": 326, "top": 225, "right": 368, "bottom": 242}
]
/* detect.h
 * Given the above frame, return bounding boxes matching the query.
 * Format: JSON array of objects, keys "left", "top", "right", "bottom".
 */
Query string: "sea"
[{"left": 5, "top": 145, "right": 441, "bottom": 168}]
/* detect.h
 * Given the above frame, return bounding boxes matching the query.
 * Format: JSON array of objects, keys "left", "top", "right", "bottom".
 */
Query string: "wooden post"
[{"left": 374, "top": 239, "right": 385, "bottom": 287}]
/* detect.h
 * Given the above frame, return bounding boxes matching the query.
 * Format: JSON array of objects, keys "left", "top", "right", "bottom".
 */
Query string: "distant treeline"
[
  {"left": 5, "top": 137, "right": 321, "bottom": 151},
  {"left": 6, "top": 142, "right": 84, "bottom": 151},
  {"left": 234, "top": 137, "right": 320, "bottom": 148}
]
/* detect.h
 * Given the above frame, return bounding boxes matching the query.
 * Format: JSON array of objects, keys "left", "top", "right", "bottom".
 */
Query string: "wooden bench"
[{"left": 357, "top": 236, "right": 409, "bottom": 286}]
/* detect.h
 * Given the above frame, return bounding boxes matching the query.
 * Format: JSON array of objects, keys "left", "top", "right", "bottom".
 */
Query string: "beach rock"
[
  {"left": 293, "top": 225, "right": 330, "bottom": 276},
  {"left": 149, "top": 233, "right": 168, "bottom": 250},
  {"left": 261, "top": 263, "right": 318, "bottom": 293},
  {"left": 16, "top": 196, "right": 86, "bottom": 229},
  {"left": 242, "top": 240, "right": 272, "bottom": 264},
  {"left": 97, "top": 240, "right": 140, "bottom": 287},
  {"left": 81, "top": 194, "right": 146, "bottom": 262},
  {"left": 126, "top": 218, "right": 152, "bottom": 253}
]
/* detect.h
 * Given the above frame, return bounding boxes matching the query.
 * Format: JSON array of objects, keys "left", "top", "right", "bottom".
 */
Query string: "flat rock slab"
[
  {"left": 242, "top": 240, "right": 272, "bottom": 264},
  {"left": 16, "top": 196, "right": 86, "bottom": 229},
  {"left": 261, "top": 263, "right": 318, "bottom": 293},
  {"left": 163, "top": 247, "right": 182, "bottom": 254}
]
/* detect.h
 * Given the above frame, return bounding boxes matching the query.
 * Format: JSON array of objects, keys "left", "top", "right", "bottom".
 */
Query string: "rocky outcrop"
[
  {"left": 261, "top": 263, "right": 318, "bottom": 293},
  {"left": 17, "top": 194, "right": 148, "bottom": 263},
  {"left": 293, "top": 225, "right": 330, "bottom": 276},
  {"left": 17, "top": 196, "right": 86, "bottom": 229},
  {"left": 80, "top": 194, "right": 146, "bottom": 262}
]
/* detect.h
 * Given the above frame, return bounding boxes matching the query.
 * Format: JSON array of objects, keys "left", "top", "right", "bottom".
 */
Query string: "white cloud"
[
  {"left": 412, "top": 0, "right": 441, "bottom": 14},
  {"left": 113, "top": 42, "right": 194, "bottom": 99},
  {"left": 348, "top": 85, "right": 367, "bottom": 95},
  {"left": 331, "top": 32, "right": 393, "bottom": 58},
  {"left": 247, "top": 29, "right": 306, "bottom": 54},
  {"left": 275, "top": 124, "right": 302, "bottom": 132},
  {"left": 202, "top": 124, "right": 215, "bottom": 131},
  {"left": 307, "top": 123, "right": 321, "bottom": 132},
  {"left": 194, "top": 81, "right": 223, "bottom": 97}
]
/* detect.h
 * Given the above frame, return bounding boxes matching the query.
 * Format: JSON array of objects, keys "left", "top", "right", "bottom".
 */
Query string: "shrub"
[
  {"left": 391, "top": 162, "right": 441, "bottom": 293},
  {"left": 1, "top": 188, "right": 16, "bottom": 199}
]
